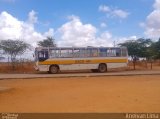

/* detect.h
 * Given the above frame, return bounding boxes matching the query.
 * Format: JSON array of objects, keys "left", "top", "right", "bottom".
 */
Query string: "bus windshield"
[{"left": 35, "top": 50, "right": 49, "bottom": 61}]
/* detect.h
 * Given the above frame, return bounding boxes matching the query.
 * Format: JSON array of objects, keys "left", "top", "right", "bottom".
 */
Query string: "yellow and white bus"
[{"left": 34, "top": 47, "right": 128, "bottom": 74}]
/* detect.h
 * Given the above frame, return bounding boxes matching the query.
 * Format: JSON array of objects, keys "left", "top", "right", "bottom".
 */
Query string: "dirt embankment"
[{"left": 0, "top": 75, "right": 160, "bottom": 112}]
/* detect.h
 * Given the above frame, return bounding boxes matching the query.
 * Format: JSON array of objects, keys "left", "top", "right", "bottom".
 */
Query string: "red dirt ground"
[{"left": 0, "top": 75, "right": 160, "bottom": 112}]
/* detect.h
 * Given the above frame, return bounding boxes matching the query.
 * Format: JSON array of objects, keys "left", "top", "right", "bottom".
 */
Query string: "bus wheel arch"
[
  {"left": 98, "top": 63, "right": 107, "bottom": 73},
  {"left": 49, "top": 65, "right": 60, "bottom": 74}
]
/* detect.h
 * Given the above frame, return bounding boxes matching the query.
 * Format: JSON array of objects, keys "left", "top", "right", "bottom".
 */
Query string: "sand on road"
[{"left": 0, "top": 75, "right": 160, "bottom": 112}]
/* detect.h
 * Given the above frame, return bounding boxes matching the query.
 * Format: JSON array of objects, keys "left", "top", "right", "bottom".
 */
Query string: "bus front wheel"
[
  {"left": 49, "top": 65, "right": 59, "bottom": 74},
  {"left": 98, "top": 64, "right": 107, "bottom": 73}
]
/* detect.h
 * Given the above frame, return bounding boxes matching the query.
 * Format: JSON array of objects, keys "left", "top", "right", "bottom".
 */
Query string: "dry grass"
[
  {"left": 128, "top": 60, "right": 160, "bottom": 70},
  {"left": 0, "top": 62, "right": 36, "bottom": 73}
]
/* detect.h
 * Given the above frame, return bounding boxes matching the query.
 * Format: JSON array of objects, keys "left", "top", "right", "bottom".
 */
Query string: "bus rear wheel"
[
  {"left": 49, "top": 65, "right": 59, "bottom": 74},
  {"left": 98, "top": 64, "right": 107, "bottom": 73}
]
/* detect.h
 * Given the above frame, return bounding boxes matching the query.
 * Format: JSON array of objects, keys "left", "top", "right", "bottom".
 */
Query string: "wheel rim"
[
  {"left": 50, "top": 66, "right": 58, "bottom": 74},
  {"left": 99, "top": 64, "right": 106, "bottom": 72}
]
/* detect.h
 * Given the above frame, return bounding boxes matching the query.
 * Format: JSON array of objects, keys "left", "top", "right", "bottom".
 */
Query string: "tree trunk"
[
  {"left": 145, "top": 60, "right": 148, "bottom": 69},
  {"left": 11, "top": 55, "right": 15, "bottom": 71},
  {"left": 132, "top": 56, "right": 136, "bottom": 70},
  {"left": 8, "top": 56, "right": 9, "bottom": 66},
  {"left": 150, "top": 59, "right": 153, "bottom": 70},
  {"left": 133, "top": 61, "right": 136, "bottom": 70},
  {"left": 150, "top": 61, "right": 152, "bottom": 69}
]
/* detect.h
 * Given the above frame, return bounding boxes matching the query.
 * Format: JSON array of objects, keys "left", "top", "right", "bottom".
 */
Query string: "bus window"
[
  {"left": 116, "top": 48, "right": 121, "bottom": 57},
  {"left": 99, "top": 48, "right": 107, "bottom": 57},
  {"left": 60, "top": 49, "right": 73, "bottom": 58},
  {"left": 86, "top": 48, "right": 92, "bottom": 57},
  {"left": 50, "top": 49, "right": 60, "bottom": 58},
  {"left": 121, "top": 48, "right": 127, "bottom": 57},
  {"left": 91, "top": 48, "right": 98, "bottom": 57},
  {"left": 79, "top": 48, "right": 86, "bottom": 57},
  {"left": 107, "top": 49, "right": 116, "bottom": 57},
  {"left": 38, "top": 50, "right": 48, "bottom": 61},
  {"left": 73, "top": 48, "right": 80, "bottom": 58},
  {"left": 86, "top": 48, "right": 98, "bottom": 57},
  {"left": 67, "top": 49, "right": 73, "bottom": 57}
]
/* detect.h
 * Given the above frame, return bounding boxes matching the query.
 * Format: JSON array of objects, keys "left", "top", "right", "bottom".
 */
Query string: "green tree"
[
  {"left": 137, "top": 38, "right": 152, "bottom": 59},
  {"left": 119, "top": 40, "right": 140, "bottom": 70},
  {"left": 38, "top": 37, "right": 56, "bottom": 47},
  {"left": 119, "top": 40, "right": 140, "bottom": 60},
  {"left": 151, "top": 39, "right": 160, "bottom": 59},
  {"left": 119, "top": 38, "right": 155, "bottom": 69},
  {"left": 119, "top": 38, "right": 153, "bottom": 59},
  {"left": 0, "top": 39, "right": 31, "bottom": 70}
]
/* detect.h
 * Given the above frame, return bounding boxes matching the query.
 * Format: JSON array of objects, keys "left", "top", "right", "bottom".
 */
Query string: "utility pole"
[{"left": 113, "top": 40, "right": 116, "bottom": 47}]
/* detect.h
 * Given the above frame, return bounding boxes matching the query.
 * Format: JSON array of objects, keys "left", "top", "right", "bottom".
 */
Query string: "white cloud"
[
  {"left": 99, "top": 4, "right": 129, "bottom": 19},
  {"left": 28, "top": 10, "right": 38, "bottom": 24},
  {"left": 57, "top": 15, "right": 97, "bottom": 47},
  {"left": 56, "top": 15, "right": 113, "bottom": 47},
  {"left": 0, "top": 11, "right": 22, "bottom": 39},
  {"left": 112, "top": 9, "right": 129, "bottom": 19},
  {"left": 153, "top": 0, "right": 160, "bottom": 9},
  {"left": 110, "top": 35, "right": 137, "bottom": 47},
  {"left": 99, "top": 5, "right": 110, "bottom": 12},
  {"left": 0, "top": 11, "right": 135, "bottom": 49},
  {"left": 142, "top": 0, "right": 160, "bottom": 38},
  {"left": 96, "top": 31, "right": 113, "bottom": 46},
  {"left": 139, "top": 22, "right": 145, "bottom": 28},
  {"left": 0, "top": 11, "right": 54, "bottom": 47},
  {"left": 44, "top": 28, "right": 54, "bottom": 37},
  {"left": 56, "top": 15, "right": 137, "bottom": 47},
  {"left": 100, "top": 22, "right": 107, "bottom": 28}
]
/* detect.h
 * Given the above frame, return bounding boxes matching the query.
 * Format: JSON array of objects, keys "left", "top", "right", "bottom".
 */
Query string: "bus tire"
[
  {"left": 98, "top": 63, "right": 107, "bottom": 73},
  {"left": 49, "top": 65, "right": 59, "bottom": 74}
]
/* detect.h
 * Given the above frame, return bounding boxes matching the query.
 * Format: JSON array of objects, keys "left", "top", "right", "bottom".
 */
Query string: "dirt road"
[{"left": 0, "top": 75, "right": 160, "bottom": 112}]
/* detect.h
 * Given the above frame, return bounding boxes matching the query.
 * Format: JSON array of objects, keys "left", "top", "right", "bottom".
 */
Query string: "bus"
[{"left": 34, "top": 47, "right": 128, "bottom": 74}]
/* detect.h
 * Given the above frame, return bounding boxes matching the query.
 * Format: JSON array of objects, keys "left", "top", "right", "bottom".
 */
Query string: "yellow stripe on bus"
[{"left": 38, "top": 58, "right": 128, "bottom": 65}]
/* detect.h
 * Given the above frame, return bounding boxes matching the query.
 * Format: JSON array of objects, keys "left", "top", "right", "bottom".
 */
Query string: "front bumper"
[{"left": 34, "top": 65, "right": 39, "bottom": 71}]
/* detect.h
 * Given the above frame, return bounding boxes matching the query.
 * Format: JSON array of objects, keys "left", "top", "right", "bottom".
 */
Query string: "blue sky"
[{"left": 0, "top": 0, "right": 159, "bottom": 47}]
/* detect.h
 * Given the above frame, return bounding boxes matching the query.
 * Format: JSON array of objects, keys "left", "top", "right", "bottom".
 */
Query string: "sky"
[{"left": 0, "top": 0, "right": 160, "bottom": 48}]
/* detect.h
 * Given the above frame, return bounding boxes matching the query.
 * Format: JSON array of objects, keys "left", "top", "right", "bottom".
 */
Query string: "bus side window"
[
  {"left": 79, "top": 49, "right": 86, "bottom": 58},
  {"left": 99, "top": 48, "right": 107, "bottom": 57},
  {"left": 73, "top": 49, "right": 80, "bottom": 58},
  {"left": 91, "top": 48, "right": 98, "bottom": 57},
  {"left": 116, "top": 48, "right": 121, "bottom": 57},
  {"left": 107, "top": 49, "right": 116, "bottom": 57},
  {"left": 121, "top": 48, "right": 127, "bottom": 57},
  {"left": 86, "top": 49, "right": 91, "bottom": 57}
]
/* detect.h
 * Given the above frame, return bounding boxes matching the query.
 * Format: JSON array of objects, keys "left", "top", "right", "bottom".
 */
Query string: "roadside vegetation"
[
  {"left": 0, "top": 37, "right": 56, "bottom": 73},
  {"left": 119, "top": 38, "right": 160, "bottom": 69}
]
